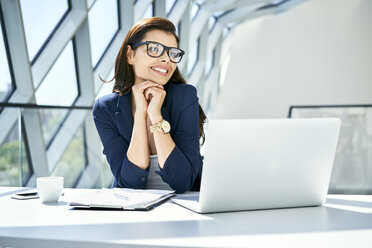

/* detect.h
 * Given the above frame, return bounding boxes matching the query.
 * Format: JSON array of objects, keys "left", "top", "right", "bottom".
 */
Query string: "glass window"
[
  {"left": 20, "top": 0, "right": 69, "bottom": 62},
  {"left": 223, "top": 27, "right": 230, "bottom": 37},
  {"left": 291, "top": 106, "right": 372, "bottom": 194},
  {"left": 92, "top": 160, "right": 114, "bottom": 188},
  {"left": 166, "top": 0, "right": 177, "bottom": 15},
  {"left": 177, "top": 22, "right": 181, "bottom": 37},
  {"left": 96, "top": 67, "right": 115, "bottom": 100},
  {"left": 88, "top": 0, "right": 119, "bottom": 67},
  {"left": 142, "top": 1, "right": 154, "bottom": 19},
  {"left": 39, "top": 108, "right": 69, "bottom": 147},
  {"left": 205, "top": 50, "right": 214, "bottom": 76},
  {"left": 190, "top": 2, "right": 199, "bottom": 20},
  {"left": 187, "top": 38, "right": 199, "bottom": 75},
  {"left": 208, "top": 16, "right": 217, "bottom": 32},
  {"left": 35, "top": 41, "right": 78, "bottom": 106},
  {"left": 0, "top": 19, "right": 13, "bottom": 102},
  {"left": 51, "top": 124, "right": 86, "bottom": 188},
  {"left": 0, "top": 121, "right": 31, "bottom": 186}
]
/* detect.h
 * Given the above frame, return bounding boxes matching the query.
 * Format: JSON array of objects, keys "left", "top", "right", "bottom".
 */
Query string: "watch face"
[{"left": 161, "top": 120, "right": 171, "bottom": 133}]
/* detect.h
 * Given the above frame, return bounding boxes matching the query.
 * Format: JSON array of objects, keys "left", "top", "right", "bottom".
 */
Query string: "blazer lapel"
[{"left": 114, "top": 93, "right": 133, "bottom": 142}]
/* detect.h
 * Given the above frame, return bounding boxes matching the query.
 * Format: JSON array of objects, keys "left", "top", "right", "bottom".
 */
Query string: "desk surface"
[{"left": 1, "top": 187, "right": 372, "bottom": 248}]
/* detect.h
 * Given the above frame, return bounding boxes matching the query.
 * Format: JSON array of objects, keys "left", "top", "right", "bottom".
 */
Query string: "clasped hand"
[{"left": 131, "top": 80, "right": 166, "bottom": 124}]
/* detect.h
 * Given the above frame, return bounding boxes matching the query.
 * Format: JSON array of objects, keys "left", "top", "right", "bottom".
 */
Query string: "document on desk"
[{"left": 69, "top": 188, "right": 176, "bottom": 211}]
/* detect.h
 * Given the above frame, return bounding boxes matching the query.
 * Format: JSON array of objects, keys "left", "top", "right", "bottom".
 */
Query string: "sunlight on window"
[
  {"left": 190, "top": 2, "right": 199, "bottom": 20},
  {"left": 0, "top": 20, "right": 13, "bottom": 102},
  {"left": 35, "top": 41, "right": 78, "bottom": 106},
  {"left": 88, "top": 0, "right": 119, "bottom": 67},
  {"left": 187, "top": 38, "right": 199, "bottom": 75},
  {"left": 20, "top": 0, "right": 68, "bottom": 61},
  {"left": 166, "top": 0, "right": 176, "bottom": 15},
  {"left": 51, "top": 125, "right": 86, "bottom": 188},
  {"left": 0, "top": 123, "right": 31, "bottom": 186},
  {"left": 142, "top": 2, "right": 154, "bottom": 19}
]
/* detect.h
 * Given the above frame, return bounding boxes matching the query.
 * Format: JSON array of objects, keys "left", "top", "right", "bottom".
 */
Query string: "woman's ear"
[{"left": 127, "top": 45, "right": 134, "bottom": 65}]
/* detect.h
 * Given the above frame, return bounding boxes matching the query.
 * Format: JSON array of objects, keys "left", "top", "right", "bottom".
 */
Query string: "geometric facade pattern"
[{"left": 0, "top": 0, "right": 301, "bottom": 188}]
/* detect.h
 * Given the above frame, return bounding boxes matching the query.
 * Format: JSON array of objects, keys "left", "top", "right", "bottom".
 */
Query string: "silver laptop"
[{"left": 172, "top": 118, "right": 341, "bottom": 213}]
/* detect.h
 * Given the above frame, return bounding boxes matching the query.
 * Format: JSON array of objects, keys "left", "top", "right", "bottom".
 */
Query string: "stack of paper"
[{"left": 69, "top": 188, "right": 175, "bottom": 211}]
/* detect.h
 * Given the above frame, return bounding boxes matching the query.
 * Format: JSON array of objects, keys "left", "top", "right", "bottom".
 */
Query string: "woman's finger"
[{"left": 144, "top": 86, "right": 164, "bottom": 100}]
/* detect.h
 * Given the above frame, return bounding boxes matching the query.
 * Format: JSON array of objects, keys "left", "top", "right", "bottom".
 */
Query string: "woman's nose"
[{"left": 160, "top": 51, "right": 170, "bottom": 62}]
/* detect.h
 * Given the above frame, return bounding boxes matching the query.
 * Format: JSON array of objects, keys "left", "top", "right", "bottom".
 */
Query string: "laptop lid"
[{"left": 197, "top": 118, "right": 341, "bottom": 213}]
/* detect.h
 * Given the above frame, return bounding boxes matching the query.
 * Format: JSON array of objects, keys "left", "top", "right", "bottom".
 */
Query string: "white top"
[{"left": 145, "top": 155, "right": 173, "bottom": 190}]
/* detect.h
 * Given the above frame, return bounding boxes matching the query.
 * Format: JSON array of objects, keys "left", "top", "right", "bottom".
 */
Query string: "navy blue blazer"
[{"left": 92, "top": 82, "right": 203, "bottom": 193}]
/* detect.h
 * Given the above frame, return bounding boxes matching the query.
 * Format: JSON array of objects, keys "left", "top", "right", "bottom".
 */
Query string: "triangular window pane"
[
  {"left": 51, "top": 125, "right": 86, "bottom": 188},
  {"left": 88, "top": 0, "right": 118, "bottom": 67},
  {"left": 35, "top": 41, "right": 78, "bottom": 106},
  {"left": 20, "top": 0, "right": 69, "bottom": 61},
  {"left": 0, "top": 122, "right": 31, "bottom": 186},
  {"left": 0, "top": 19, "right": 14, "bottom": 102}
]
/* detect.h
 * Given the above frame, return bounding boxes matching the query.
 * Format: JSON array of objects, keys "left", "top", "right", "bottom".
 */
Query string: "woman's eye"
[
  {"left": 149, "top": 44, "right": 160, "bottom": 54},
  {"left": 169, "top": 50, "right": 179, "bottom": 58}
]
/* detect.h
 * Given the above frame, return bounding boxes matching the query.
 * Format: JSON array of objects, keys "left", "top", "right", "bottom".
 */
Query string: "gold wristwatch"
[{"left": 150, "top": 119, "right": 171, "bottom": 134}]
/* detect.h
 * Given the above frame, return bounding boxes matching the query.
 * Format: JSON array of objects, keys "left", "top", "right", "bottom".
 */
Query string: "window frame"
[
  {"left": 24, "top": 0, "right": 72, "bottom": 65},
  {"left": 90, "top": 0, "right": 121, "bottom": 70},
  {"left": 0, "top": 6, "right": 17, "bottom": 111}
]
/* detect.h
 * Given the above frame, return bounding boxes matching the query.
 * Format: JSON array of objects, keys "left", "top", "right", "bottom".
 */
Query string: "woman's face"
[{"left": 127, "top": 29, "right": 178, "bottom": 86}]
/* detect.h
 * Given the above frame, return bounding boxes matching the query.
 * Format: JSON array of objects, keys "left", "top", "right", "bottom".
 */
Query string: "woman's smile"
[{"left": 151, "top": 65, "right": 169, "bottom": 76}]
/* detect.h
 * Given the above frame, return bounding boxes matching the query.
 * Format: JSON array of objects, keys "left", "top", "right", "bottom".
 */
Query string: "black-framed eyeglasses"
[{"left": 131, "top": 41, "right": 185, "bottom": 63}]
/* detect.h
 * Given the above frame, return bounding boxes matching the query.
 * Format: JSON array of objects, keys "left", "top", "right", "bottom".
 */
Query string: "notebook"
[
  {"left": 69, "top": 188, "right": 175, "bottom": 211},
  {"left": 172, "top": 118, "right": 341, "bottom": 213}
]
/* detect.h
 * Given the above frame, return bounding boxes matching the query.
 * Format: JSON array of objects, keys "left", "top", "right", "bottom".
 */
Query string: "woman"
[{"left": 93, "top": 17, "right": 207, "bottom": 193}]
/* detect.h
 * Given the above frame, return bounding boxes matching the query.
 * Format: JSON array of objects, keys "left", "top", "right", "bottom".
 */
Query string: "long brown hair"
[{"left": 112, "top": 17, "right": 207, "bottom": 145}]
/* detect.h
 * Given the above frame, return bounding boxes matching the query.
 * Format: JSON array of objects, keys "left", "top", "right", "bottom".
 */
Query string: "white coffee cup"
[{"left": 37, "top": 176, "right": 64, "bottom": 203}]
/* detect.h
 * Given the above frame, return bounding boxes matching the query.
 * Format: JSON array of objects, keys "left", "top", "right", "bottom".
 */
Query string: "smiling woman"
[{"left": 93, "top": 17, "right": 207, "bottom": 193}]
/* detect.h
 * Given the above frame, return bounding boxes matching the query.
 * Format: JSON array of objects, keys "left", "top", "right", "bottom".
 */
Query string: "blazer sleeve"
[
  {"left": 156, "top": 86, "right": 202, "bottom": 193},
  {"left": 92, "top": 98, "right": 150, "bottom": 189}
]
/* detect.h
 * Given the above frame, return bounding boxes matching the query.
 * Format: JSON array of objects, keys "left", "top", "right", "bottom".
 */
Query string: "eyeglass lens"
[{"left": 147, "top": 42, "right": 183, "bottom": 63}]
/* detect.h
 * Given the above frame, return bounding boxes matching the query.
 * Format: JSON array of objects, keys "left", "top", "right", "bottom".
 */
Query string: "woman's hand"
[
  {"left": 131, "top": 81, "right": 163, "bottom": 117},
  {"left": 144, "top": 84, "right": 166, "bottom": 124}
]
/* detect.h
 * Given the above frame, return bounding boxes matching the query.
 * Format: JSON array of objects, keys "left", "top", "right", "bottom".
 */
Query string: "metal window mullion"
[
  {"left": 118, "top": 0, "right": 134, "bottom": 34},
  {"left": 75, "top": 113, "right": 104, "bottom": 188},
  {"left": 46, "top": 109, "right": 86, "bottom": 173},
  {"left": 74, "top": 16, "right": 95, "bottom": 102},
  {"left": 75, "top": 163, "right": 101, "bottom": 188},
  {"left": 87, "top": 0, "right": 96, "bottom": 10},
  {"left": 61, "top": 0, "right": 94, "bottom": 187},
  {"left": 189, "top": 8, "right": 209, "bottom": 49},
  {"left": 134, "top": 0, "right": 153, "bottom": 22},
  {"left": 0, "top": 1, "right": 49, "bottom": 179},
  {"left": 154, "top": 0, "right": 166, "bottom": 18},
  {"left": 189, "top": 20, "right": 208, "bottom": 87},
  {"left": 217, "top": 3, "right": 267, "bottom": 28},
  {"left": 93, "top": 30, "right": 126, "bottom": 94},
  {"left": 91, "top": 0, "right": 132, "bottom": 95},
  {"left": 201, "top": 30, "right": 223, "bottom": 108},
  {"left": 168, "top": 0, "right": 189, "bottom": 25},
  {"left": 176, "top": 2, "right": 190, "bottom": 77},
  {"left": 83, "top": 115, "right": 103, "bottom": 171},
  {"left": 31, "top": 8, "right": 86, "bottom": 89},
  {"left": 0, "top": 0, "right": 33, "bottom": 95},
  {"left": 203, "top": 0, "right": 269, "bottom": 13},
  {"left": 206, "top": 21, "right": 224, "bottom": 56},
  {"left": 202, "top": 67, "right": 219, "bottom": 112},
  {"left": 22, "top": 108, "right": 49, "bottom": 176}
]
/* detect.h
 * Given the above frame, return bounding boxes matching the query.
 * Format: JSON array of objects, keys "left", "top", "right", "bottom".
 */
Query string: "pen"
[{"left": 113, "top": 193, "right": 128, "bottom": 201}]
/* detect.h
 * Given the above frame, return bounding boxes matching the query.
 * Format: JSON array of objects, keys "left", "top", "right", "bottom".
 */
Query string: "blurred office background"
[{"left": 0, "top": 0, "right": 371, "bottom": 193}]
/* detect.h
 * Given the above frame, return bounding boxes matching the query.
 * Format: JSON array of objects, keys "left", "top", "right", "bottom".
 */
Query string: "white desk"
[{"left": 1, "top": 187, "right": 372, "bottom": 248}]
